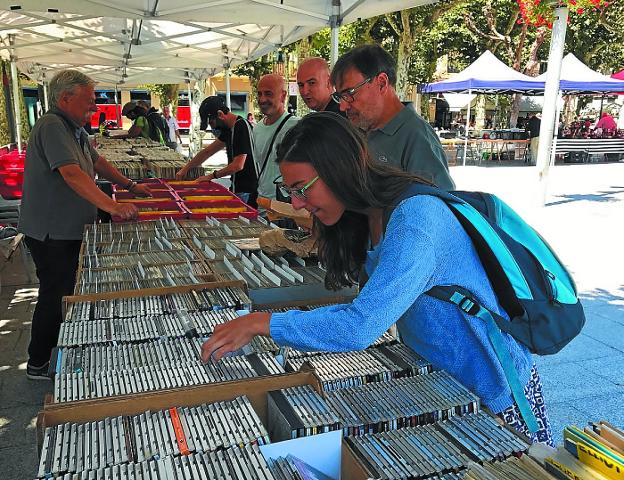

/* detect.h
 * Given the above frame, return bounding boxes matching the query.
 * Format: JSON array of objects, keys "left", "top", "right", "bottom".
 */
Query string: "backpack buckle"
[
  {"left": 451, "top": 293, "right": 481, "bottom": 316},
  {"left": 458, "top": 297, "right": 475, "bottom": 313}
]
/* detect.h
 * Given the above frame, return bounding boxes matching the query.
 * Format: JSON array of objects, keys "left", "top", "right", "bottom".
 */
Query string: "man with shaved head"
[
  {"left": 253, "top": 73, "right": 299, "bottom": 200},
  {"left": 296, "top": 57, "right": 343, "bottom": 115}
]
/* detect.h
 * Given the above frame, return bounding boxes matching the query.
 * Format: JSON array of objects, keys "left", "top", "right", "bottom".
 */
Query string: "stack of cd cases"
[
  {"left": 37, "top": 444, "right": 276, "bottom": 480},
  {"left": 51, "top": 341, "right": 285, "bottom": 403},
  {"left": 37, "top": 396, "right": 269, "bottom": 478},
  {"left": 57, "top": 309, "right": 240, "bottom": 346},
  {"left": 267, "top": 385, "right": 341, "bottom": 441},
  {"left": 345, "top": 412, "right": 530, "bottom": 479},
  {"left": 285, "top": 348, "right": 432, "bottom": 392},
  {"left": 325, "top": 371, "right": 480, "bottom": 436},
  {"left": 65, "top": 286, "right": 251, "bottom": 322}
]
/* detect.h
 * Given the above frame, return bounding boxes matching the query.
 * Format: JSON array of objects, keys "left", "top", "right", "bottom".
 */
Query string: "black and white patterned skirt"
[{"left": 498, "top": 364, "right": 555, "bottom": 447}]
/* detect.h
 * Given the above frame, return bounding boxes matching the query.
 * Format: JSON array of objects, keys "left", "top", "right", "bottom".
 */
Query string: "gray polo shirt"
[
  {"left": 19, "top": 108, "right": 99, "bottom": 241},
  {"left": 367, "top": 105, "right": 455, "bottom": 190}
]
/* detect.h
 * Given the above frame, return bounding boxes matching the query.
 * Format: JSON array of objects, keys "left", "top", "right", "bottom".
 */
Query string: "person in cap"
[
  {"left": 176, "top": 96, "right": 258, "bottom": 206},
  {"left": 331, "top": 44, "right": 454, "bottom": 190},
  {"left": 296, "top": 57, "right": 344, "bottom": 115},
  {"left": 122, "top": 101, "right": 166, "bottom": 145},
  {"left": 122, "top": 101, "right": 148, "bottom": 138},
  {"left": 19, "top": 69, "right": 150, "bottom": 380}
]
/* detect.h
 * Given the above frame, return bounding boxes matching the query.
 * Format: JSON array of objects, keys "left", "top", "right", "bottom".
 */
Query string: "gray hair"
[{"left": 49, "top": 69, "right": 95, "bottom": 108}]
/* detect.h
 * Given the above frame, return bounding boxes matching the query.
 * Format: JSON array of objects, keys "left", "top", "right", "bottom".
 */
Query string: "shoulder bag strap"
[{"left": 256, "top": 113, "right": 293, "bottom": 181}]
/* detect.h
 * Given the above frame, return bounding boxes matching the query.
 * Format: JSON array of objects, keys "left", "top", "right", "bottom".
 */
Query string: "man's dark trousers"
[{"left": 25, "top": 236, "right": 81, "bottom": 367}]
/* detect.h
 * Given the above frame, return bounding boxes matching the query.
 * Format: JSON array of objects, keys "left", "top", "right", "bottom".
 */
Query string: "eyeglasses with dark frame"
[
  {"left": 331, "top": 76, "right": 373, "bottom": 104},
  {"left": 274, "top": 175, "right": 320, "bottom": 201}
]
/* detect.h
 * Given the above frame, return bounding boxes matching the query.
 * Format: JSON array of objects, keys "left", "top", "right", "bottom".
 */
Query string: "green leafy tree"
[
  {"left": 232, "top": 55, "right": 273, "bottom": 114},
  {"left": 142, "top": 84, "right": 180, "bottom": 113},
  {"left": 565, "top": 0, "right": 624, "bottom": 73},
  {"left": 0, "top": 61, "right": 30, "bottom": 144}
]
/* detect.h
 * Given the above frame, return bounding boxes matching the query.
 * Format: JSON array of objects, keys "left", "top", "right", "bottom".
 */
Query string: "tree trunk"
[
  {"left": 0, "top": 61, "right": 12, "bottom": 145},
  {"left": 562, "top": 95, "right": 577, "bottom": 126},
  {"left": 509, "top": 93, "right": 523, "bottom": 128},
  {"left": 475, "top": 95, "right": 487, "bottom": 132},
  {"left": 296, "top": 38, "right": 312, "bottom": 117},
  {"left": 395, "top": 12, "right": 415, "bottom": 101}
]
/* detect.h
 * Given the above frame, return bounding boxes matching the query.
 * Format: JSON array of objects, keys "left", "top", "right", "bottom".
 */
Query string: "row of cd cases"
[
  {"left": 46, "top": 230, "right": 540, "bottom": 480},
  {"left": 38, "top": 375, "right": 533, "bottom": 480}
]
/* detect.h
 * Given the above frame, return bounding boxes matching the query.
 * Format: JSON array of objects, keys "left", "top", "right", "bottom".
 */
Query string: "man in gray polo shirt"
[
  {"left": 19, "top": 69, "right": 150, "bottom": 379},
  {"left": 331, "top": 44, "right": 454, "bottom": 190}
]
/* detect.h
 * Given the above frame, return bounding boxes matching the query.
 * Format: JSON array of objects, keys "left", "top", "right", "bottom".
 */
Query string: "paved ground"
[
  {"left": 453, "top": 161, "right": 624, "bottom": 445},
  {"left": 0, "top": 160, "right": 622, "bottom": 478}
]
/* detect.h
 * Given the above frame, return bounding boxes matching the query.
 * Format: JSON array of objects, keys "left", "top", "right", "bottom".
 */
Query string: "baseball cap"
[
  {"left": 122, "top": 101, "right": 138, "bottom": 117},
  {"left": 199, "top": 96, "right": 228, "bottom": 130}
]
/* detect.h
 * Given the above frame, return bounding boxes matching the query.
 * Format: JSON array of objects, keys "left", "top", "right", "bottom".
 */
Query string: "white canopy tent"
[
  {"left": 0, "top": 0, "right": 437, "bottom": 85},
  {"left": 0, "top": 0, "right": 437, "bottom": 151},
  {"left": 0, "top": 2, "right": 586, "bottom": 208},
  {"left": 536, "top": 53, "right": 624, "bottom": 94}
]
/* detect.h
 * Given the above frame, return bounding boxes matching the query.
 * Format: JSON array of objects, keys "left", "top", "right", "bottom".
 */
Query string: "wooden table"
[{"left": 443, "top": 139, "right": 530, "bottom": 165}]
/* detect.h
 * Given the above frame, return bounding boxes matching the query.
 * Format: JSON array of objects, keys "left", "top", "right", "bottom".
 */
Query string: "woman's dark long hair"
[{"left": 275, "top": 112, "right": 431, "bottom": 290}]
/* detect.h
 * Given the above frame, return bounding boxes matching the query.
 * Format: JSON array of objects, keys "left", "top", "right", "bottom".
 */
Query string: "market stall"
[
  {"left": 536, "top": 53, "right": 624, "bottom": 164},
  {"left": 421, "top": 50, "right": 544, "bottom": 165}
]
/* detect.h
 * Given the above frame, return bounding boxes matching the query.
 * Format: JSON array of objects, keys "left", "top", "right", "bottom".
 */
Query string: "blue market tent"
[
  {"left": 421, "top": 51, "right": 544, "bottom": 165},
  {"left": 421, "top": 50, "right": 544, "bottom": 94},
  {"left": 536, "top": 53, "right": 624, "bottom": 94}
]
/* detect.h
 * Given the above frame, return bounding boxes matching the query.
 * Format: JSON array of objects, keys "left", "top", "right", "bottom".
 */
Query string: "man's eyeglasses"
[
  {"left": 331, "top": 77, "right": 372, "bottom": 104},
  {"left": 274, "top": 176, "right": 319, "bottom": 201}
]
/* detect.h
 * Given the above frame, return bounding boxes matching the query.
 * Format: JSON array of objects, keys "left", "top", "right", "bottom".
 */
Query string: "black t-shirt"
[
  {"left": 323, "top": 98, "right": 347, "bottom": 117},
  {"left": 527, "top": 116, "right": 541, "bottom": 138},
  {"left": 217, "top": 116, "right": 257, "bottom": 193}
]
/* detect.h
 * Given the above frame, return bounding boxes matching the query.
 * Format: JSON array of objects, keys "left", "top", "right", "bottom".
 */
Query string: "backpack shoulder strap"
[
  {"left": 384, "top": 184, "right": 541, "bottom": 433},
  {"left": 428, "top": 285, "right": 540, "bottom": 434},
  {"left": 382, "top": 183, "right": 461, "bottom": 232}
]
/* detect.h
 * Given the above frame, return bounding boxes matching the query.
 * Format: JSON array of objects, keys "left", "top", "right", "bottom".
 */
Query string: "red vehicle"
[
  {"left": 90, "top": 90, "right": 121, "bottom": 129},
  {"left": 90, "top": 104, "right": 121, "bottom": 129},
  {"left": 177, "top": 92, "right": 191, "bottom": 131}
]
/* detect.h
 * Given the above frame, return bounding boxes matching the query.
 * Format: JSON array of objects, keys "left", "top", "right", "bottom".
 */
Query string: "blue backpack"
[{"left": 385, "top": 184, "right": 585, "bottom": 432}]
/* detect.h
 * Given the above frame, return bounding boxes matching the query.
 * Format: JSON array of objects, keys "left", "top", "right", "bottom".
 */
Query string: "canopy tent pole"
[
  {"left": 113, "top": 85, "right": 120, "bottom": 127},
  {"left": 549, "top": 91, "right": 564, "bottom": 169},
  {"left": 9, "top": 57, "right": 23, "bottom": 153},
  {"left": 187, "top": 79, "right": 194, "bottom": 156},
  {"left": 462, "top": 89, "right": 472, "bottom": 166},
  {"left": 536, "top": 6, "right": 568, "bottom": 206},
  {"left": 42, "top": 80, "right": 49, "bottom": 112},
  {"left": 224, "top": 60, "right": 231, "bottom": 110},
  {"left": 493, "top": 95, "right": 499, "bottom": 129},
  {"left": 329, "top": 0, "right": 341, "bottom": 67}
]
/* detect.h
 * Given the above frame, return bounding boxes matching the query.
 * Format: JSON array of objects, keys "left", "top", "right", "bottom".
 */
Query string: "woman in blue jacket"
[{"left": 201, "top": 112, "right": 553, "bottom": 445}]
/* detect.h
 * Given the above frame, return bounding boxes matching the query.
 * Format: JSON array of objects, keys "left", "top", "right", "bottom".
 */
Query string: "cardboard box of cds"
[{"left": 36, "top": 366, "right": 370, "bottom": 479}]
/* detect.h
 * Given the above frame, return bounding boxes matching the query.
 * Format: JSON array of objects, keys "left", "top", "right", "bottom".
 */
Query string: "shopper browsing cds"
[
  {"left": 19, "top": 69, "right": 150, "bottom": 380},
  {"left": 201, "top": 112, "right": 554, "bottom": 446}
]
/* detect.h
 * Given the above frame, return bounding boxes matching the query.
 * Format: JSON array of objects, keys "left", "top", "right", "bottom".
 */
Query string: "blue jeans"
[{"left": 236, "top": 193, "right": 251, "bottom": 204}]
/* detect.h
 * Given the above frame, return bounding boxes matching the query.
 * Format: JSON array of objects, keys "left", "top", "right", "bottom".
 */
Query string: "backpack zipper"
[{"left": 544, "top": 270, "right": 560, "bottom": 304}]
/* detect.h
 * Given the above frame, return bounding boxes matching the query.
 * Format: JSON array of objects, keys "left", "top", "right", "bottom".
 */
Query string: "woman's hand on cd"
[{"left": 200, "top": 312, "right": 271, "bottom": 362}]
